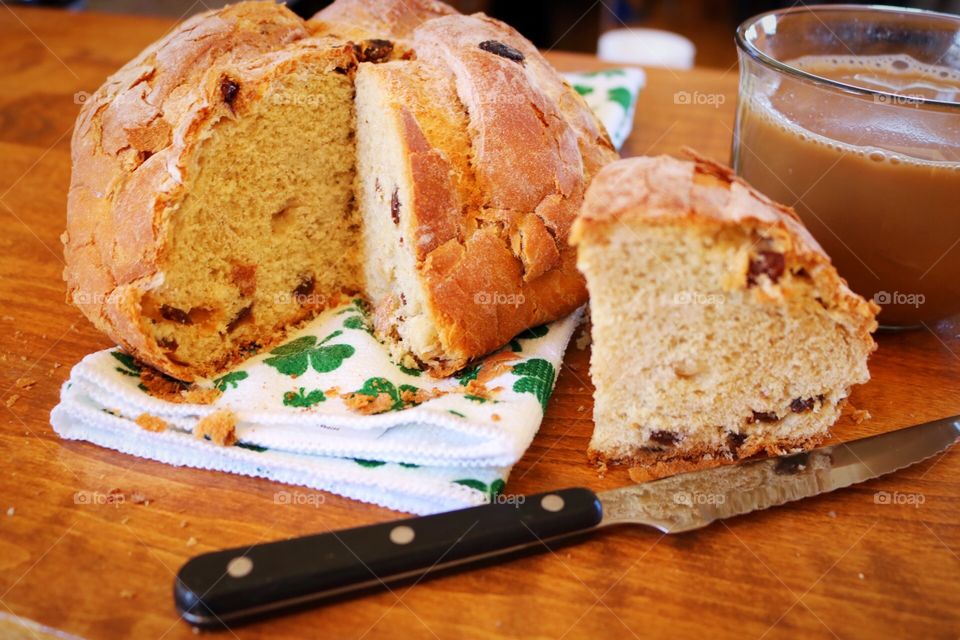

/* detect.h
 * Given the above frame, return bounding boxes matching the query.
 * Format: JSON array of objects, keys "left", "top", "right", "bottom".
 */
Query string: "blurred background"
[{"left": 8, "top": 0, "right": 960, "bottom": 69}]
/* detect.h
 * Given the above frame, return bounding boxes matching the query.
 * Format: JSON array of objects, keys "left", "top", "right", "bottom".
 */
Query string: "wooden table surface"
[{"left": 1, "top": 7, "right": 958, "bottom": 640}]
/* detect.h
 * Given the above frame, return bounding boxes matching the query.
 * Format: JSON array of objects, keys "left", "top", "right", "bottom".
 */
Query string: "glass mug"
[{"left": 732, "top": 5, "right": 960, "bottom": 328}]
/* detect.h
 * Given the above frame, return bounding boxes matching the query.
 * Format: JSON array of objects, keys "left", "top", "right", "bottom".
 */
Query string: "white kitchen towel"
[
  {"left": 51, "top": 68, "right": 643, "bottom": 515},
  {"left": 53, "top": 302, "right": 582, "bottom": 514}
]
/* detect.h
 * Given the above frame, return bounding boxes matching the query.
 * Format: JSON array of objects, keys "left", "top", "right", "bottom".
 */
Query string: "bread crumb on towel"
[
  {"left": 134, "top": 414, "right": 168, "bottom": 433},
  {"left": 139, "top": 367, "right": 221, "bottom": 405},
  {"left": 195, "top": 409, "right": 238, "bottom": 446}
]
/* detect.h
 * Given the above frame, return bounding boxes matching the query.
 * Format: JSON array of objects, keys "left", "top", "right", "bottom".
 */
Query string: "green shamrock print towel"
[{"left": 53, "top": 301, "right": 583, "bottom": 515}]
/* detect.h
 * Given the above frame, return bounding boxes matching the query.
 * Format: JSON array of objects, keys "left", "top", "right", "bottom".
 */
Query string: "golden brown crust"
[
  {"left": 309, "top": 0, "right": 457, "bottom": 40},
  {"left": 571, "top": 152, "right": 879, "bottom": 341},
  {"left": 374, "top": 12, "right": 615, "bottom": 374}
]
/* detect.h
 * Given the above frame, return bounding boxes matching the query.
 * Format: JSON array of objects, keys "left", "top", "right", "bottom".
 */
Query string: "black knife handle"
[{"left": 175, "top": 487, "right": 602, "bottom": 627}]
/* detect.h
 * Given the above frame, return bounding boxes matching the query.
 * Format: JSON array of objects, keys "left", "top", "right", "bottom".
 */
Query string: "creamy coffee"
[{"left": 734, "top": 54, "right": 960, "bottom": 326}]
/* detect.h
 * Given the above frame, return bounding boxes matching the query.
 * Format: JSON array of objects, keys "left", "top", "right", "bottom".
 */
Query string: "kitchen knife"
[{"left": 174, "top": 414, "right": 959, "bottom": 628}]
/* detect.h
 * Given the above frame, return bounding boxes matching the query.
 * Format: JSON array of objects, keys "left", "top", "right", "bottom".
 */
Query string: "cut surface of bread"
[
  {"left": 142, "top": 47, "right": 362, "bottom": 375},
  {"left": 63, "top": 0, "right": 615, "bottom": 381},
  {"left": 571, "top": 154, "right": 878, "bottom": 472}
]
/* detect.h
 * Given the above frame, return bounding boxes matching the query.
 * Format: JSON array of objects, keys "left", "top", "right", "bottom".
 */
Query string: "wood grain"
[{"left": 0, "top": 7, "right": 958, "bottom": 640}]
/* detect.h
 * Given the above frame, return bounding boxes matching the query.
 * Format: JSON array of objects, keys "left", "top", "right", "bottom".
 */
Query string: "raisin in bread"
[
  {"left": 570, "top": 153, "right": 878, "bottom": 473},
  {"left": 63, "top": 0, "right": 616, "bottom": 381}
]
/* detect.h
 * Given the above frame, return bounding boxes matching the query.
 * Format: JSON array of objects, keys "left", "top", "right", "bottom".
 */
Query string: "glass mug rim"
[{"left": 735, "top": 3, "right": 960, "bottom": 110}]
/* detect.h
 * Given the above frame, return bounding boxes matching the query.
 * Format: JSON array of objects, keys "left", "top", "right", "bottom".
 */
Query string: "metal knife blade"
[{"left": 598, "top": 414, "right": 960, "bottom": 533}]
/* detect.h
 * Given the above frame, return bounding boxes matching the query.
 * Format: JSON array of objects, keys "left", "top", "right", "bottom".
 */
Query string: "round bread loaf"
[{"left": 63, "top": 0, "right": 617, "bottom": 381}]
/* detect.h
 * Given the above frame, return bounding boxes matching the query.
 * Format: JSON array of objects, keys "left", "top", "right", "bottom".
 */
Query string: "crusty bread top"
[
  {"left": 309, "top": 0, "right": 457, "bottom": 39},
  {"left": 572, "top": 152, "right": 825, "bottom": 253},
  {"left": 571, "top": 152, "right": 879, "bottom": 337}
]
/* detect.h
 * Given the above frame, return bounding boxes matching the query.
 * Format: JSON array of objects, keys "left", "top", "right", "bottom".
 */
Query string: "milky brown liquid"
[{"left": 735, "top": 55, "right": 960, "bottom": 326}]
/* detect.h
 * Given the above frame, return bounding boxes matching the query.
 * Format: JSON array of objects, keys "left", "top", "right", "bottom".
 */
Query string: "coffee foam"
[
  {"left": 789, "top": 54, "right": 960, "bottom": 102},
  {"left": 748, "top": 55, "right": 960, "bottom": 169}
]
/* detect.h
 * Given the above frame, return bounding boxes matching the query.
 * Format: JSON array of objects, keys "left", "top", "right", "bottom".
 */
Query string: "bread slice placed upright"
[
  {"left": 570, "top": 154, "right": 879, "bottom": 474},
  {"left": 63, "top": 0, "right": 616, "bottom": 382}
]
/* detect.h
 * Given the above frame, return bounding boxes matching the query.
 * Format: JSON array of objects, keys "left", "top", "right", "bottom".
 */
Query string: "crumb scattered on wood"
[
  {"left": 5, "top": 394, "right": 19, "bottom": 408},
  {"left": 851, "top": 409, "right": 871, "bottom": 425},
  {"left": 575, "top": 327, "right": 592, "bottom": 350},
  {"left": 120, "top": 517, "right": 130, "bottom": 525},
  {"left": 595, "top": 460, "right": 608, "bottom": 479},
  {"left": 195, "top": 410, "right": 238, "bottom": 446},
  {"left": 120, "top": 589, "right": 135, "bottom": 599},
  {"left": 186, "top": 537, "right": 197, "bottom": 547},
  {"left": 6, "top": 507, "right": 14, "bottom": 517},
  {"left": 134, "top": 414, "right": 168, "bottom": 433},
  {"left": 130, "top": 491, "right": 149, "bottom": 506},
  {"left": 14, "top": 377, "right": 36, "bottom": 390},
  {"left": 577, "top": 405, "right": 585, "bottom": 412},
  {"left": 179, "top": 520, "right": 188, "bottom": 528}
]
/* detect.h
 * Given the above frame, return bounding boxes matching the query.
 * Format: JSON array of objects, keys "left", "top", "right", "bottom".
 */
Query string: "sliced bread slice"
[{"left": 570, "top": 153, "right": 879, "bottom": 474}]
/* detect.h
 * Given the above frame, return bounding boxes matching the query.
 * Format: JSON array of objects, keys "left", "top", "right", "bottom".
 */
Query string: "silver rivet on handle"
[
  {"left": 540, "top": 494, "right": 565, "bottom": 512},
  {"left": 226, "top": 556, "right": 253, "bottom": 578},
  {"left": 389, "top": 525, "right": 415, "bottom": 545}
]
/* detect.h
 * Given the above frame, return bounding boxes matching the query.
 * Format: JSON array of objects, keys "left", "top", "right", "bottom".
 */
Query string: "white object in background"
[{"left": 598, "top": 28, "right": 696, "bottom": 69}]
